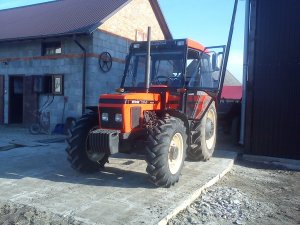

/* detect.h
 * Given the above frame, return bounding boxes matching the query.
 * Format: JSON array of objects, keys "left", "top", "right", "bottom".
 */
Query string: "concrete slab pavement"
[
  {"left": 0, "top": 126, "right": 237, "bottom": 225},
  {"left": 0, "top": 125, "right": 65, "bottom": 151}
]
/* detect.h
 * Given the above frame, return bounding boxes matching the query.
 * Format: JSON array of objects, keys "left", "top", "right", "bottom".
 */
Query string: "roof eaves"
[
  {"left": 149, "top": 0, "right": 172, "bottom": 40},
  {"left": 0, "top": 31, "right": 89, "bottom": 43},
  {"left": 98, "top": 0, "right": 132, "bottom": 28},
  {"left": 88, "top": 21, "right": 103, "bottom": 34}
]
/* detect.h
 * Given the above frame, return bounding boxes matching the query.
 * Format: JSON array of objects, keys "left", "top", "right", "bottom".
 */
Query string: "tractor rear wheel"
[
  {"left": 66, "top": 112, "right": 109, "bottom": 173},
  {"left": 146, "top": 117, "right": 187, "bottom": 187},
  {"left": 187, "top": 103, "right": 217, "bottom": 161}
]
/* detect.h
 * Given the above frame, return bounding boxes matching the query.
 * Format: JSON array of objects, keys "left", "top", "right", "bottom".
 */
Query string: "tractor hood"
[{"left": 99, "top": 92, "right": 161, "bottom": 104}]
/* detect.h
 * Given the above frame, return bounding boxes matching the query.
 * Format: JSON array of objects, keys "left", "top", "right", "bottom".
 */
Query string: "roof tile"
[{"left": 0, "top": 0, "right": 129, "bottom": 41}]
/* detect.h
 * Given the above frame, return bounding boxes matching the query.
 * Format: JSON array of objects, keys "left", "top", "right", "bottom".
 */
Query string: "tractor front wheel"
[
  {"left": 146, "top": 117, "right": 187, "bottom": 187},
  {"left": 66, "top": 112, "right": 109, "bottom": 173},
  {"left": 187, "top": 103, "right": 217, "bottom": 161}
]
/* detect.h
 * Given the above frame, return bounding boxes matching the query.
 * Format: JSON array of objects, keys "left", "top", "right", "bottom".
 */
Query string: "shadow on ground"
[{"left": 0, "top": 145, "right": 157, "bottom": 189}]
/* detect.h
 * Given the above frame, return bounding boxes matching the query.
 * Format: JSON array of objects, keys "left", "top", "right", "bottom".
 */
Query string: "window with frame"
[
  {"left": 42, "top": 42, "right": 62, "bottom": 56},
  {"left": 186, "top": 49, "right": 214, "bottom": 89}
]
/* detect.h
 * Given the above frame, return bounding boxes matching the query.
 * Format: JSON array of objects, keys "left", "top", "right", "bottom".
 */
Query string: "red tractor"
[{"left": 66, "top": 35, "right": 227, "bottom": 187}]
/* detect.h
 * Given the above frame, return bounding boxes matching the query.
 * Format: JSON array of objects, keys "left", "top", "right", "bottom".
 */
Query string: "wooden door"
[{"left": 23, "top": 76, "right": 38, "bottom": 125}]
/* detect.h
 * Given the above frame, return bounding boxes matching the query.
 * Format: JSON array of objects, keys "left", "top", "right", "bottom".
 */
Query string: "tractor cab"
[
  {"left": 122, "top": 39, "right": 223, "bottom": 90},
  {"left": 120, "top": 39, "right": 225, "bottom": 119}
]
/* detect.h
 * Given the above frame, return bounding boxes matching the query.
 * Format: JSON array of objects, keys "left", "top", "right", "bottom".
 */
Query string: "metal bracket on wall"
[{"left": 99, "top": 52, "right": 112, "bottom": 73}]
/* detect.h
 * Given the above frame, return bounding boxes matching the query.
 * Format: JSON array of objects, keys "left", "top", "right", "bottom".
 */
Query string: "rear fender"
[
  {"left": 86, "top": 106, "right": 98, "bottom": 113},
  {"left": 165, "top": 110, "right": 190, "bottom": 135}
]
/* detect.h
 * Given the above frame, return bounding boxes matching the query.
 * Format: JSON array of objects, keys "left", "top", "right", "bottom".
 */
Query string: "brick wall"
[
  {"left": 86, "top": 30, "right": 130, "bottom": 107},
  {"left": 0, "top": 36, "right": 92, "bottom": 126},
  {"left": 99, "top": 0, "right": 165, "bottom": 41},
  {"left": 0, "top": 32, "right": 132, "bottom": 127}
]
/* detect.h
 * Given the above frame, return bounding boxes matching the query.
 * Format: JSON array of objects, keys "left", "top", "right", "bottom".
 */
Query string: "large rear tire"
[
  {"left": 146, "top": 117, "right": 187, "bottom": 187},
  {"left": 187, "top": 103, "right": 217, "bottom": 161},
  {"left": 66, "top": 112, "right": 109, "bottom": 173}
]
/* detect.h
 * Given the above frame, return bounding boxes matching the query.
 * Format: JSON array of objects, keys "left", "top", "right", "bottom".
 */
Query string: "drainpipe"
[
  {"left": 239, "top": 0, "right": 250, "bottom": 145},
  {"left": 74, "top": 38, "right": 87, "bottom": 115}
]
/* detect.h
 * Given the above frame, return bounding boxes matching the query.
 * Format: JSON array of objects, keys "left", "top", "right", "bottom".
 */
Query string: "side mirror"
[
  {"left": 212, "top": 53, "right": 219, "bottom": 71},
  {"left": 212, "top": 52, "right": 223, "bottom": 71}
]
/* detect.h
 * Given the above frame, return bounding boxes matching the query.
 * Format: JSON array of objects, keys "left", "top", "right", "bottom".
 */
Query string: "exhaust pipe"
[{"left": 145, "top": 26, "right": 151, "bottom": 93}]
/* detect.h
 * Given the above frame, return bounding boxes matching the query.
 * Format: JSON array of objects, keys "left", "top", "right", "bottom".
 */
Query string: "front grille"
[
  {"left": 89, "top": 129, "right": 120, "bottom": 154},
  {"left": 100, "top": 107, "right": 123, "bottom": 129},
  {"left": 131, "top": 107, "right": 141, "bottom": 128}
]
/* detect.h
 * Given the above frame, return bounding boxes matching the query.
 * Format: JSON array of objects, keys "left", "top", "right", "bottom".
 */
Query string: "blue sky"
[
  {"left": 0, "top": 0, "right": 52, "bottom": 9},
  {"left": 0, "top": 0, "right": 245, "bottom": 81},
  {"left": 159, "top": 0, "right": 245, "bottom": 82}
]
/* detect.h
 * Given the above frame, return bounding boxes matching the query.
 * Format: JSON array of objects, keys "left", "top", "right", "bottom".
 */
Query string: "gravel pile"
[
  {"left": 169, "top": 186, "right": 270, "bottom": 225},
  {"left": 169, "top": 159, "right": 300, "bottom": 225},
  {"left": 0, "top": 201, "right": 84, "bottom": 225}
]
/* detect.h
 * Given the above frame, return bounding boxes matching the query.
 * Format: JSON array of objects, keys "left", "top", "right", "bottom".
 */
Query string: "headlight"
[
  {"left": 115, "top": 113, "right": 122, "bottom": 123},
  {"left": 101, "top": 113, "right": 109, "bottom": 122}
]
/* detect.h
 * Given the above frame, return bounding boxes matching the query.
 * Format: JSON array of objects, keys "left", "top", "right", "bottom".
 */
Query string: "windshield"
[{"left": 122, "top": 51, "right": 184, "bottom": 88}]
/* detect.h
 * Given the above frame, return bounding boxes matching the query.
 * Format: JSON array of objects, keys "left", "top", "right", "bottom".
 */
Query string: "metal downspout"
[
  {"left": 239, "top": 0, "right": 250, "bottom": 145},
  {"left": 74, "top": 38, "right": 87, "bottom": 115}
]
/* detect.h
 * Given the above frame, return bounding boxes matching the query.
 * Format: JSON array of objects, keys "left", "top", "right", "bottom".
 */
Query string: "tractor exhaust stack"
[{"left": 145, "top": 26, "right": 151, "bottom": 92}]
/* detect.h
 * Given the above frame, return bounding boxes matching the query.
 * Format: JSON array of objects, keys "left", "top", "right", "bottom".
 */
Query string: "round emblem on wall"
[{"left": 99, "top": 52, "right": 112, "bottom": 73}]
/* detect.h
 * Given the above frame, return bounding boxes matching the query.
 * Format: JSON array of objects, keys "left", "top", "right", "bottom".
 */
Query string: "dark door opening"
[
  {"left": 23, "top": 76, "right": 38, "bottom": 125},
  {"left": 9, "top": 76, "right": 24, "bottom": 124},
  {"left": 8, "top": 75, "right": 38, "bottom": 125},
  {"left": 0, "top": 75, "right": 4, "bottom": 124}
]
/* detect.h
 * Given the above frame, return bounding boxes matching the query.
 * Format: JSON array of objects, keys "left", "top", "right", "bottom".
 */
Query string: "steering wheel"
[
  {"left": 153, "top": 75, "right": 183, "bottom": 86},
  {"left": 152, "top": 75, "right": 169, "bottom": 85}
]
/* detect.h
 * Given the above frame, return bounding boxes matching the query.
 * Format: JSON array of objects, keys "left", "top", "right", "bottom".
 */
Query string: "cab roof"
[
  {"left": 131, "top": 38, "right": 207, "bottom": 52},
  {"left": 186, "top": 39, "right": 206, "bottom": 52}
]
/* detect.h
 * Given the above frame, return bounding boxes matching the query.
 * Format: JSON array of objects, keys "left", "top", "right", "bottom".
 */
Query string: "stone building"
[{"left": 0, "top": 0, "right": 171, "bottom": 128}]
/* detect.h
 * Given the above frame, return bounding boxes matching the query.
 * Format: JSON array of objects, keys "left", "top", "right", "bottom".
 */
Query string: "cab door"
[{"left": 184, "top": 47, "right": 223, "bottom": 120}]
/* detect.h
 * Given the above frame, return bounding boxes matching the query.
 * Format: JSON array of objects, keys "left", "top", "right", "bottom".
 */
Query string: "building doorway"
[
  {"left": 9, "top": 76, "right": 23, "bottom": 123},
  {"left": 9, "top": 75, "right": 38, "bottom": 124}
]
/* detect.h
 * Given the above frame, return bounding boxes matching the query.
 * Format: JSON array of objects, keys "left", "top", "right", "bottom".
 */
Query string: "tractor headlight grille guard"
[{"left": 100, "top": 108, "right": 123, "bottom": 129}]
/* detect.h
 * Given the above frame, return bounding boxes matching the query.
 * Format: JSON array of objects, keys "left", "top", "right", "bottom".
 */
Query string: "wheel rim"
[
  {"left": 29, "top": 123, "right": 41, "bottom": 134},
  {"left": 85, "top": 127, "right": 105, "bottom": 163},
  {"left": 168, "top": 132, "right": 184, "bottom": 175},
  {"left": 205, "top": 108, "right": 216, "bottom": 149}
]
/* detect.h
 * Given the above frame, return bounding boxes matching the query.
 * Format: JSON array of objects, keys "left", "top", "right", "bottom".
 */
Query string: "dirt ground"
[{"left": 169, "top": 159, "right": 300, "bottom": 225}]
